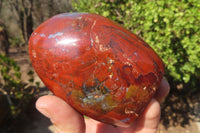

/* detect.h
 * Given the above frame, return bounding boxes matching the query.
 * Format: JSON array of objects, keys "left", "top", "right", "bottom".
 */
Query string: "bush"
[{"left": 72, "top": 0, "right": 200, "bottom": 91}]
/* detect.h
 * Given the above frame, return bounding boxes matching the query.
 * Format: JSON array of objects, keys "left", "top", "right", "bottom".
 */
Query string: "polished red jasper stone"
[{"left": 29, "top": 13, "right": 165, "bottom": 127}]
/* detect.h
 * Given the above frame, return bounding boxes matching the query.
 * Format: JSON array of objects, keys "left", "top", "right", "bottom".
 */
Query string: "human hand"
[{"left": 36, "top": 78, "right": 170, "bottom": 133}]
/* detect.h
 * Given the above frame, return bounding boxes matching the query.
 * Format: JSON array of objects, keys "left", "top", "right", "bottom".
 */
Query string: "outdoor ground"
[{"left": 6, "top": 46, "right": 200, "bottom": 133}]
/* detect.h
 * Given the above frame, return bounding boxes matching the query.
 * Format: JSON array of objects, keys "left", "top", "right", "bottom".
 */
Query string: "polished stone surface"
[{"left": 29, "top": 13, "right": 165, "bottom": 127}]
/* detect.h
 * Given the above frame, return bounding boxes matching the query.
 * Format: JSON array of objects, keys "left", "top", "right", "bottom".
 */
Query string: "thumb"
[
  {"left": 133, "top": 98, "right": 161, "bottom": 133},
  {"left": 36, "top": 95, "right": 85, "bottom": 133}
]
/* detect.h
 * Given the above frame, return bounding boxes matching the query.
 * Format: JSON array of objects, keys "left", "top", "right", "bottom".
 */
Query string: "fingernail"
[
  {"left": 162, "top": 78, "right": 170, "bottom": 91},
  {"left": 160, "top": 78, "right": 170, "bottom": 103},
  {"left": 37, "top": 107, "right": 51, "bottom": 118}
]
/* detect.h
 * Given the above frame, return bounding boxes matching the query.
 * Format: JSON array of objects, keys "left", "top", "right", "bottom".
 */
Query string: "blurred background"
[{"left": 0, "top": 0, "right": 199, "bottom": 133}]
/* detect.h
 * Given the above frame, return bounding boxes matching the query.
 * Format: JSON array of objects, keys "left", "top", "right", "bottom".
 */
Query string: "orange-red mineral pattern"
[{"left": 29, "top": 13, "right": 165, "bottom": 127}]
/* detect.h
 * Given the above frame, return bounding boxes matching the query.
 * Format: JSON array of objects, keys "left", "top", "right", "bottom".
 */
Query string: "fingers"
[
  {"left": 134, "top": 98, "right": 161, "bottom": 133},
  {"left": 124, "top": 78, "right": 169, "bottom": 132},
  {"left": 84, "top": 99, "right": 161, "bottom": 133},
  {"left": 36, "top": 95, "right": 85, "bottom": 133},
  {"left": 84, "top": 78, "right": 170, "bottom": 133},
  {"left": 154, "top": 78, "right": 170, "bottom": 103}
]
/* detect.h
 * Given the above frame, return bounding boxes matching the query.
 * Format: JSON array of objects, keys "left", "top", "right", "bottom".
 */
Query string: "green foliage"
[
  {"left": 72, "top": 0, "right": 200, "bottom": 90},
  {"left": 0, "top": 55, "right": 21, "bottom": 85},
  {"left": 0, "top": 55, "right": 33, "bottom": 117}
]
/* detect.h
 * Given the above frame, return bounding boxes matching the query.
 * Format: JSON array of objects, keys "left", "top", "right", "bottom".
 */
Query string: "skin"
[{"left": 36, "top": 78, "right": 170, "bottom": 133}]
